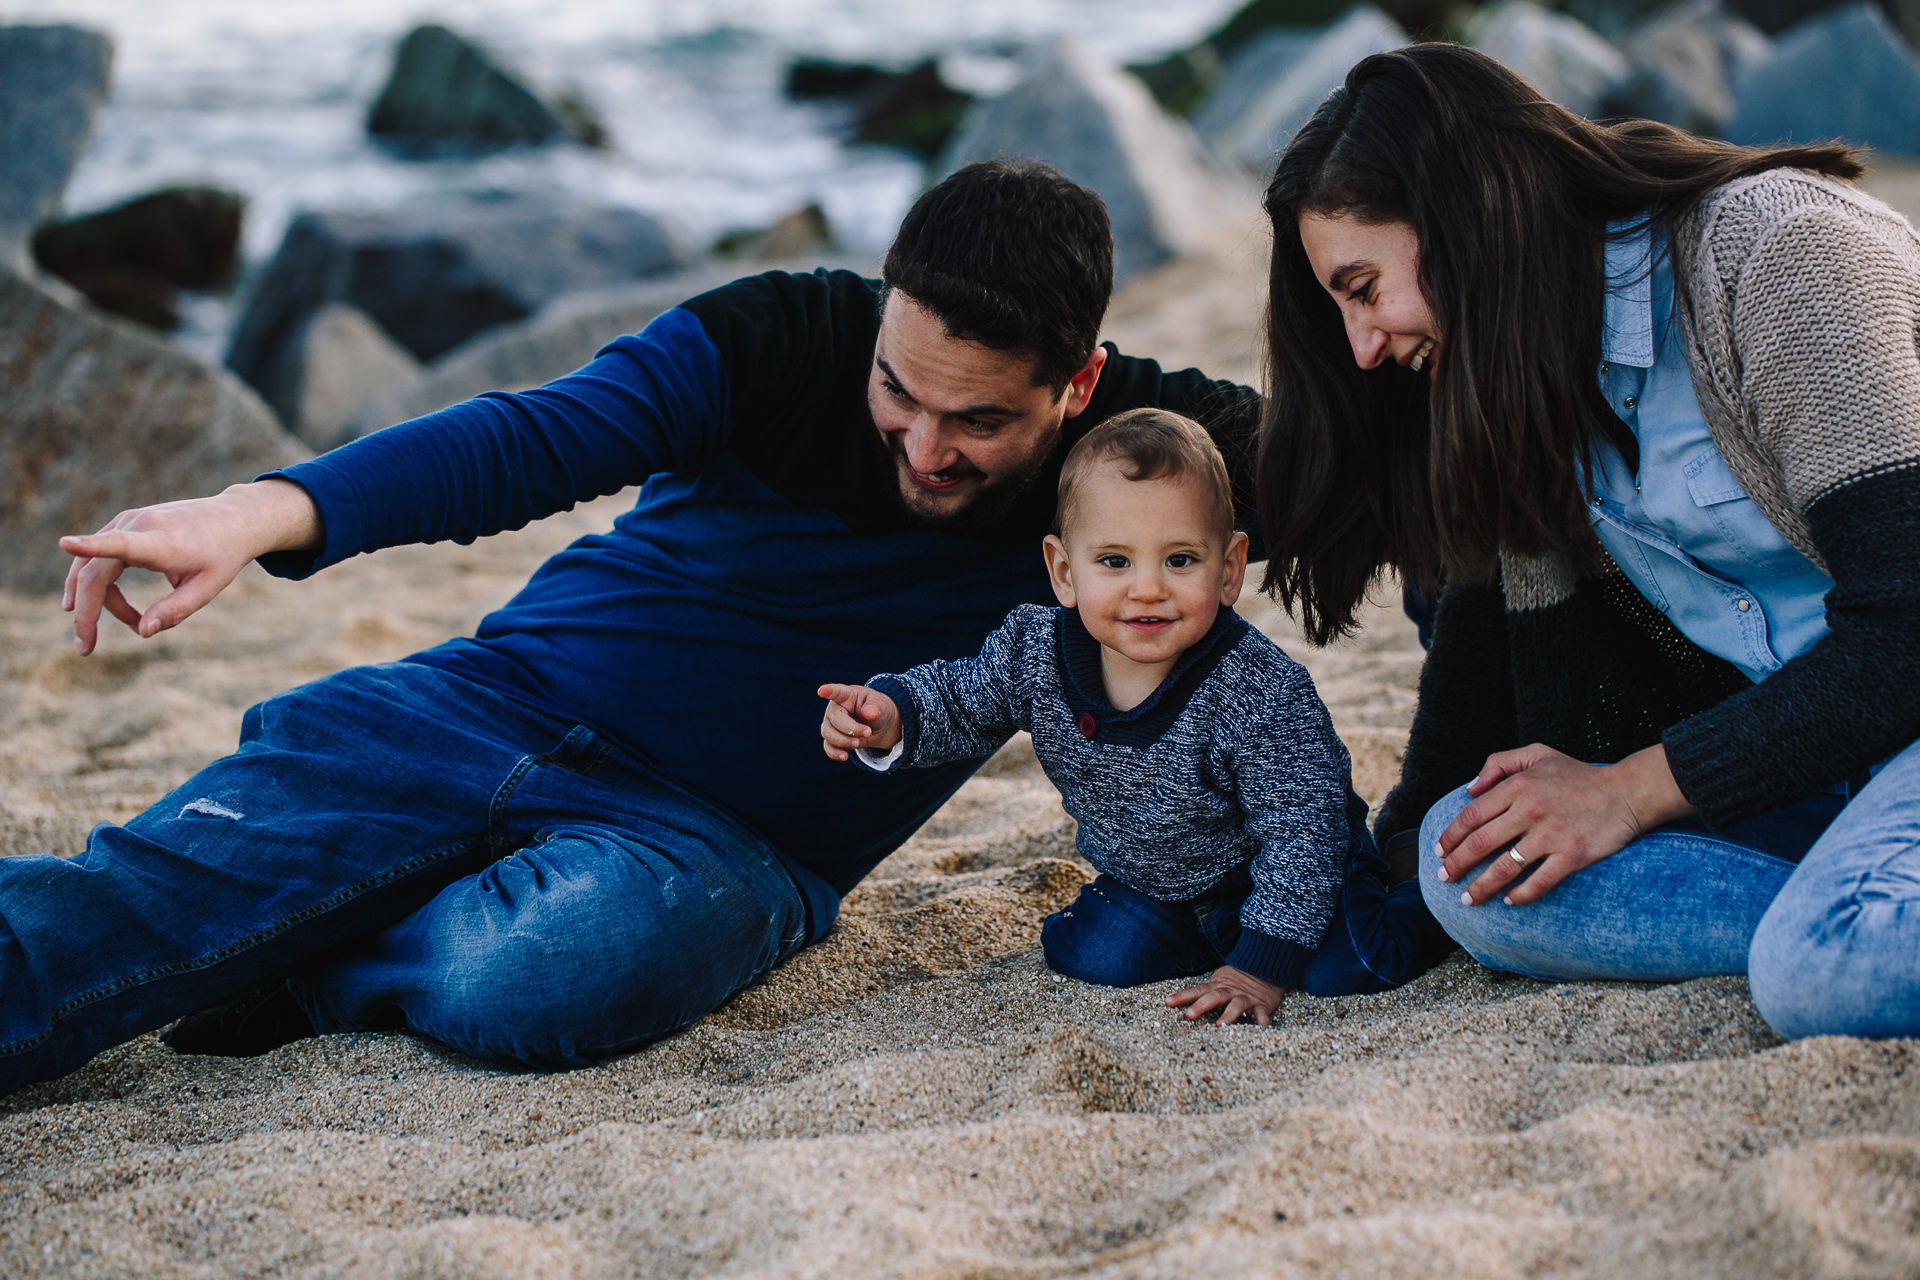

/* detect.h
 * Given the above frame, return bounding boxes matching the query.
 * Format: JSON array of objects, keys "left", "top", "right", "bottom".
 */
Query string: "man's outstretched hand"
[
  {"left": 60, "top": 479, "right": 323, "bottom": 655},
  {"left": 1167, "top": 965, "right": 1286, "bottom": 1027},
  {"left": 818, "top": 683, "right": 902, "bottom": 761}
]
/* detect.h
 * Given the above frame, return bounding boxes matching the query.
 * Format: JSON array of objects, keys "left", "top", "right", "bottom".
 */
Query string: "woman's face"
[{"left": 1297, "top": 212, "right": 1438, "bottom": 378}]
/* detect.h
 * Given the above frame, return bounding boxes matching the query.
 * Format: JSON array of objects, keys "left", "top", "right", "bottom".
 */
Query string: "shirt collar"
[{"left": 1602, "top": 216, "right": 1658, "bottom": 369}]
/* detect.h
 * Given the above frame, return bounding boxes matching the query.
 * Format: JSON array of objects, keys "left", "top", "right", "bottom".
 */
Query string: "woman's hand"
[{"left": 1436, "top": 743, "right": 1695, "bottom": 906}]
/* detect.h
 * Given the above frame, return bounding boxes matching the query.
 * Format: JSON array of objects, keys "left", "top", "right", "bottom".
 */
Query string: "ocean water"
[{"left": 14, "top": 1, "right": 1241, "bottom": 283}]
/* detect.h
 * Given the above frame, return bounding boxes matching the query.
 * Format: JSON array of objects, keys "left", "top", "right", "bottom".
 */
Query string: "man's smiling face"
[{"left": 868, "top": 291, "right": 1105, "bottom": 526}]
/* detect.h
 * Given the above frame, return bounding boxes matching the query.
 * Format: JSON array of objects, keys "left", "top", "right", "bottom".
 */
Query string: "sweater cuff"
[
  {"left": 866, "top": 674, "right": 920, "bottom": 768},
  {"left": 1223, "top": 928, "right": 1315, "bottom": 991},
  {"left": 252, "top": 462, "right": 363, "bottom": 581}
]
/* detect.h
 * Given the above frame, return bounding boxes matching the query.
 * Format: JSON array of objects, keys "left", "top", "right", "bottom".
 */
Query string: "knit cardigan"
[{"left": 1376, "top": 170, "right": 1920, "bottom": 845}]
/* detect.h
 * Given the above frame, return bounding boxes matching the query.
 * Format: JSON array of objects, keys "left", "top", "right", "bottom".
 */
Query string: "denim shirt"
[{"left": 1584, "top": 219, "right": 1834, "bottom": 683}]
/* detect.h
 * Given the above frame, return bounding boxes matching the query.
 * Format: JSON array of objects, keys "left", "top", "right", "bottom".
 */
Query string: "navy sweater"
[
  {"left": 862, "top": 605, "right": 1355, "bottom": 989},
  {"left": 258, "top": 269, "right": 1263, "bottom": 932}
]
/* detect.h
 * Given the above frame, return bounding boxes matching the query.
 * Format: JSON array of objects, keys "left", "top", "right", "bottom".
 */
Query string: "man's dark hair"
[{"left": 882, "top": 158, "right": 1114, "bottom": 393}]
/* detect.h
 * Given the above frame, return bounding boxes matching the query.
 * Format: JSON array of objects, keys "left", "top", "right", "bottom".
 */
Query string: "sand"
[{"left": 3, "top": 192, "right": 1918, "bottom": 1279}]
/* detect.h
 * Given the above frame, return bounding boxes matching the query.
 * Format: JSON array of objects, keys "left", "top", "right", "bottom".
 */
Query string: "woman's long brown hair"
[{"left": 1258, "top": 43, "right": 1861, "bottom": 644}]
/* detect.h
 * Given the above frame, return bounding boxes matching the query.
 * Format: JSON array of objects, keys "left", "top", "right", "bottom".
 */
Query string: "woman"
[{"left": 1257, "top": 42, "right": 1920, "bottom": 1038}]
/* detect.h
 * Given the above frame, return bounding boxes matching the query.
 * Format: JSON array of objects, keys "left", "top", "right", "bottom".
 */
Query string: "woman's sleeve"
[
  {"left": 1662, "top": 201, "right": 1920, "bottom": 827},
  {"left": 1374, "top": 581, "right": 1517, "bottom": 848}
]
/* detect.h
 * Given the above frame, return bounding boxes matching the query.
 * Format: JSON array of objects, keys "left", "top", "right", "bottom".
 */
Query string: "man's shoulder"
[{"left": 676, "top": 267, "right": 882, "bottom": 368}]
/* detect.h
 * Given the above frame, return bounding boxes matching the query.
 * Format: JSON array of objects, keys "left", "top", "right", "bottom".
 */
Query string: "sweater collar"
[{"left": 1054, "top": 605, "right": 1250, "bottom": 747}]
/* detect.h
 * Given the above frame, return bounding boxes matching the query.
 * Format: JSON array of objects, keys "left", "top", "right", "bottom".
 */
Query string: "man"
[{"left": 3, "top": 160, "right": 1261, "bottom": 1096}]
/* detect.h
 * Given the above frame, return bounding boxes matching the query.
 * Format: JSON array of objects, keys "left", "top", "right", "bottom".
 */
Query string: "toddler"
[{"left": 820, "top": 407, "right": 1391, "bottom": 1025}]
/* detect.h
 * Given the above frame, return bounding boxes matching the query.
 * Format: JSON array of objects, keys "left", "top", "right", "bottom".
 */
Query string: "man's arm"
[{"left": 60, "top": 479, "right": 322, "bottom": 655}]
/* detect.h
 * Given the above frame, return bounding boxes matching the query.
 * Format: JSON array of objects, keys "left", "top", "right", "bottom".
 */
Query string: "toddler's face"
[{"left": 1043, "top": 466, "right": 1247, "bottom": 678}]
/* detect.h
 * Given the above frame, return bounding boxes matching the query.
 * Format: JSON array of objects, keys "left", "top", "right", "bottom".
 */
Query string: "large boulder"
[
  {"left": 367, "top": 23, "right": 605, "bottom": 151},
  {"left": 1201, "top": 7, "right": 1407, "bottom": 173},
  {"left": 224, "top": 195, "right": 693, "bottom": 425},
  {"left": 0, "top": 25, "right": 113, "bottom": 267},
  {"left": 1466, "top": 0, "right": 1632, "bottom": 117},
  {"left": 284, "top": 303, "right": 421, "bottom": 453},
  {"left": 0, "top": 267, "right": 306, "bottom": 593},
  {"left": 1191, "top": 28, "right": 1323, "bottom": 142},
  {"left": 939, "top": 37, "right": 1257, "bottom": 282},
  {"left": 1726, "top": 2, "right": 1920, "bottom": 155},
  {"left": 1606, "top": 0, "right": 1773, "bottom": 135},
  {"left": 30, "top": 185, "right": 244, "bottom": 331},
  {"left": 343, "top": 260, "right": 875, "bottom": 441}
]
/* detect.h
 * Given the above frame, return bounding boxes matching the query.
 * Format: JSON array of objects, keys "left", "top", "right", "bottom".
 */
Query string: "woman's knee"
[{"left": 1748, "top": 889, "right": 1920, "bottom": 1041}]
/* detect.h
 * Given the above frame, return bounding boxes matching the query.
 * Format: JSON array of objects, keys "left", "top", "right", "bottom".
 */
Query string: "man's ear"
[
  {"left": 1060, "top": 345, "right": 1108, "bottom": 420},
  {"left": 1219, "top": 530, "right": 1250, "bottom": 608},
  {"left": 1042, "top": 534, "right": 1077, "bottom": 608}
]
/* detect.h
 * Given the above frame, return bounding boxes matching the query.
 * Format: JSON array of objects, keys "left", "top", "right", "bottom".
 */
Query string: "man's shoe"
[{"left": 160, "top": 983, "right": 317, "bottom": 1057}]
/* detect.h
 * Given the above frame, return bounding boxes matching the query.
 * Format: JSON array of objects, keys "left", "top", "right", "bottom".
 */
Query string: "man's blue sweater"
[{"left": 258, "top": 269, "right": 1262, "bottom": 936}]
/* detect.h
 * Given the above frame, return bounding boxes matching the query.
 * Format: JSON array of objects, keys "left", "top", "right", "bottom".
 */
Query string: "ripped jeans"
[{"left": 0, "top": 663, "right": 828, "bottom": 1097}]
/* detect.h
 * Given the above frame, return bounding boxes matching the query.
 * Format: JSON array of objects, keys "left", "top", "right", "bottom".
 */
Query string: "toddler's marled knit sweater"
[{"left": 860, "top": 603, "right": 1355, "bottom": 989}]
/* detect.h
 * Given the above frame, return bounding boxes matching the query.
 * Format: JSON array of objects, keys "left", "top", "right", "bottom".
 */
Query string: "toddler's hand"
[
  {"left": 818, "top": 683, "right": 902, "bottom": 761},
  {"left": 1166, "top": 965, "right": 1286, "bottom": 1027}
]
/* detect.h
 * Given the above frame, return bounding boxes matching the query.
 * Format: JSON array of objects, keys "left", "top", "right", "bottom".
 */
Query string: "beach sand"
[{"left": 3, "top": 185, "right": 1918, "bottom": 1279}]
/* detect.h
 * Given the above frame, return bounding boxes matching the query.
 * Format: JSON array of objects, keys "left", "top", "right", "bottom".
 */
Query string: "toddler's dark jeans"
[{"left": 1040, "top": 830, "right": 1453, "bottom": 997}]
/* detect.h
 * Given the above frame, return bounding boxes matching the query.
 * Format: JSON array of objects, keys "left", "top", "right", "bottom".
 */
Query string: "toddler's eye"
[
  {"left": 1097, "top": 554, "right": 1129, "bottom": 570},
  {"left": 1166, "top": 553, "right": 1198, "bottom": 568}
]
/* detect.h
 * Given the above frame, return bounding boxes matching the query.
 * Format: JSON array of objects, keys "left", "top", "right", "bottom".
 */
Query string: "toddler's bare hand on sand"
[
  {"left": 1167, "top": 965, "right": 1285, "bottom": 1028},
  {"left": 817, "top": 683, "right": 901, "bottom": 761},
  {"left": 60, "top": 479, "right": 322, "bottom": 656}
]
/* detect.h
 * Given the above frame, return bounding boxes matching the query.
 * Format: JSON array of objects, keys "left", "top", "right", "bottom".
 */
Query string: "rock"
[
  {"left": 1727, "top": 2, "right": 1920, "bottom": 155},
  {"left": 367, "top": 23, "right": 605, "bottom": 151},
  {"left": 285, "top": 304, "right": 422, "bottom": 453},
  {"left": 713, "top": 204, "right": 835, "bottom": 261},
  {"left": 1605, "top": 0, "right": 1772, "bottom": 135},
  {"left": 1209, "top": 0, "right": 1382, "bottom": 51},
  {"left": 940, "top": 38, "right": 1257, "bottom": 283},
  {"left": 1466, "top": 0, "right": 1632, "bottom": 117},
  {"left": 225, "top": 195, "right": 693, "bottom": 419},
  {"left": 343, "top": 265, "right": 773, "bottom": 441},
  {"left": 0, "top": 267, "right": 306, "bottom": 593},
  {"left": 0, "top": 25, "right": 113, "bottom": 267},
  {"left": 1191, "top": 28, "right": 1323, "bottom": 142},
  {"left": 853, "top": 60, "right": 974, "bottom": 160},
  {"left": 1202, "top": 7, "right": 1408, "bottom": 174},
  {"left": 29, "top": 186, "right": 244, "bottom": 331},
  {"left": 1723, "top": 0, "right": 1854, "bottom": 35},
  {"left": 785, "top": 58, "right": 893, "bottom": 101},
  {"left": 1127, "top": 44, "right": 1228, "bottom": 117}
]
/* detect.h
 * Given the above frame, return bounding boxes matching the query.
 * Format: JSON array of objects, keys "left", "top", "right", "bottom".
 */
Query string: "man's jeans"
[
  {"left": 1418, "top": 738, "right": 1920, "bottom": 1039},
  {"left": 0, "top": 663, "right": 824, "bottom": 1097}
]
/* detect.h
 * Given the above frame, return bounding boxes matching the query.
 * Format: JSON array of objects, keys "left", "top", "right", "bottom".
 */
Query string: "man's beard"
[{"left": 882, "top": 422, "right": 1060, "bottom": 538}]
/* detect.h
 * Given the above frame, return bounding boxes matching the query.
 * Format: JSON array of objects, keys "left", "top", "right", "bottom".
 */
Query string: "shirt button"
[
  {"left": 1077, "top": 712, "right": 1098, "bottom": 739},
  {"left": 1736, "top": 598, "right": 1752, "bottom": 612},
  {"left": 1623, "top": 396, "right": 1638, "bottom": 410}
]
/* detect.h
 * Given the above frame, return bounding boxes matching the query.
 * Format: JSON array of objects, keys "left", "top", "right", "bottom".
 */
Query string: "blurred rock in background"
[
  {"left": 0, "top": 25, "right": 112, "bottom": 271},
  {"left": 940, "top": 37, "right": 1257, "bottom": 282},
  {"left": 368, "top": 23, "right": 607, "bottom": 152},
  {"left": 30, "top": 186, "right": 244, "bottom": 332},
  {"left": 713, "top": 204, "right": 837, "bottom": 261},
  {"left": 1466, "top": 0, "right": 1632, "bottom": 114},
  {"left": 786, "top": 57, "right": 975, "bottom": 160},
  {"left": 1726, "top": 2, "right": 1920, "bottom": 154},
  {"left": 1605, "top": 0, "right": 1772, "bottom": 135},
  {"left": 224, "top": 196, "right": 693, "bottom": 428},
  {"left": 1200, "top": 7, "right": 1408, "bottom": 172},
  {"left": 0, "top": 270, "right": 306, "bottom": 592},
  {"left": 282, "top": 304, "right": 422, "bottom": 453}
]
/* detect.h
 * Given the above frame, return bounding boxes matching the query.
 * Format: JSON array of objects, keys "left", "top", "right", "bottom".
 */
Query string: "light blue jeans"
[{"left": 1418, "top": 738, "right": 1920, "bottom": 1039}]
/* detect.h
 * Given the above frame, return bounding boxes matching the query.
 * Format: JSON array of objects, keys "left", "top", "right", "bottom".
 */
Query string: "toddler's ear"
[
  {"left": 1042, "top": 534, "right": 1077, "bottom": 608},
  {"left": 1219, "top": 530, "right": 1251, "bottom": 607}
]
